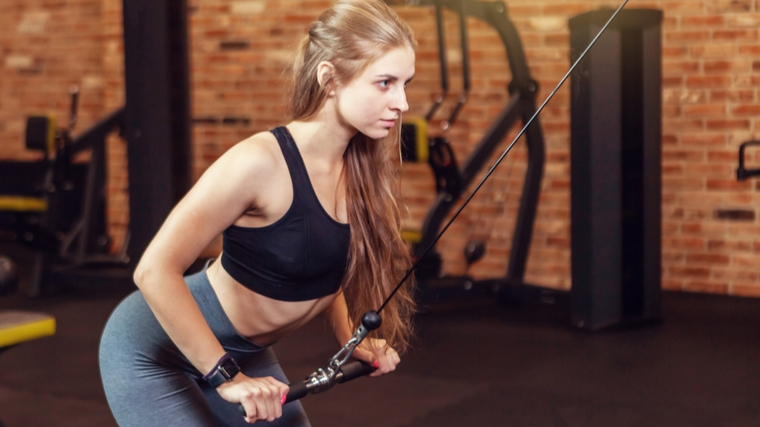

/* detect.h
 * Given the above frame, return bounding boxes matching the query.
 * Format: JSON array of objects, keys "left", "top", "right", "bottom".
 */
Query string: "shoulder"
[
  {"left": 222, "top": 131, "right": 281, "bottom": 172},
  {"left": 205, "top": 130, "right": 284, "bottom": 183}
]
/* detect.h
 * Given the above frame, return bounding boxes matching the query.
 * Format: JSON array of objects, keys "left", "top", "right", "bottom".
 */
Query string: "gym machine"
[
  {"left": 0, "top": 88, "right": 128, "bottom": 296},
  {"left": 395, "top": 2, "right": 664, "bottom": 331},
  {"left": 394, "top": 0, "right": 555, "bottom": 305}
]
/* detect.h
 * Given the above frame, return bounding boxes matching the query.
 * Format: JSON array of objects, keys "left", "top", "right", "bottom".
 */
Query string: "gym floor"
[{"left": 0, "top": 250, "right": 759, "bottom": 426}]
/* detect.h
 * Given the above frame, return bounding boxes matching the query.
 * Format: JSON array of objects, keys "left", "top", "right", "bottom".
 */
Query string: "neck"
[{"left": 287, "top": 99, "right": 357, "bottom": 166}]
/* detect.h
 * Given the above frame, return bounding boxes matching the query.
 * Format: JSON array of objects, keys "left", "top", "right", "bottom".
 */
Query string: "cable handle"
[{"left": 237, "top": 311, "right": 381, "bottom": 416}]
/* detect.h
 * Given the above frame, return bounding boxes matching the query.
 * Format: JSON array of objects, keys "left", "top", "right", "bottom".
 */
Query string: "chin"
[{"left": 366, "top": 128, "right": 391, "bottom": 140}]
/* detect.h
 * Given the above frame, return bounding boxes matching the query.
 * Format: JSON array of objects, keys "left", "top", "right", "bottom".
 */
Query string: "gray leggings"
[{"left": 99, "top": 268, "right": 311, "bottom": 427}]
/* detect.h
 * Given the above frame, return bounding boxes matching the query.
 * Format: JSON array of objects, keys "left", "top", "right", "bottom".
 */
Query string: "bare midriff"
[{"left": 205, "top": 257, "right": 339, "bottom": 346}]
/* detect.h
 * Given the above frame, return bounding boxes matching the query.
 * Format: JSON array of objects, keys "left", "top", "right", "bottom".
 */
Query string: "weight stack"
[{"left": 569, "top": 9, "right": 663, "bottom": 330}]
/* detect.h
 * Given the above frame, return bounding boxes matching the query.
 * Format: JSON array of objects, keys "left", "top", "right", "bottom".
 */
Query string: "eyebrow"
[{"left": 376, "top": 74, "right": 415, "bottom": 84}]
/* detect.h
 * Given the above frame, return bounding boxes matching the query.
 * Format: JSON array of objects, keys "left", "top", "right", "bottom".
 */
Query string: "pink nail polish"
[
  {"left": 372, "top": 360, "right": 379, "bottom": 369},
  {"left": 281, "top": 394, "right": 287, "bottom": 405}
]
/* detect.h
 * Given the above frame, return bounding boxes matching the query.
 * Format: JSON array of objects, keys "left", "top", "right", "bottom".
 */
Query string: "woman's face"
[{"left": 334, "top": 46, "right": 415, "bottom": 140}]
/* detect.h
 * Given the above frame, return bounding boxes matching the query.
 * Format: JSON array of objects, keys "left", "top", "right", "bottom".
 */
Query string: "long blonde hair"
[{"left": 290, "top": 0, "right": 417, "bottom": 353}]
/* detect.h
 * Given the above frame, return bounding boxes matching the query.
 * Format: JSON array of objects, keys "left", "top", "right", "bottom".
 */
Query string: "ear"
[{"left": 317, "top": 61, "right": 337, "bottom": 96}]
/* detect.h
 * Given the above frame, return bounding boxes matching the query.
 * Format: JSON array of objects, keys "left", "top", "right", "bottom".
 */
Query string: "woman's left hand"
[{"left": 351, "top": 338, "right": 400, "bottom": 377}]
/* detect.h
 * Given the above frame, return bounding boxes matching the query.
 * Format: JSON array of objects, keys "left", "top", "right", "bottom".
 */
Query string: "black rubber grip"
[
  {"left": 336, "top": 360, "right": 374, "bottom": 383},
  {"left": 284, "top": 380, "right": 308, "bottom": 403},
  {"left": 237, "top": 360, "right": 375, "bottom": 416}
]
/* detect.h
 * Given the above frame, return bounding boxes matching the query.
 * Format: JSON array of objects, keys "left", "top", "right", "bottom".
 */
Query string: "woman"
[{"left": 99, "top": 1, "right": 417, "bottom": 425}]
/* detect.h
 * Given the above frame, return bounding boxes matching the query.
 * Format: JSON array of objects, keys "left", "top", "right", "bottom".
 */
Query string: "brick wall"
[{"left": 1, "top": 0, "right": 759, "bottom": 297}]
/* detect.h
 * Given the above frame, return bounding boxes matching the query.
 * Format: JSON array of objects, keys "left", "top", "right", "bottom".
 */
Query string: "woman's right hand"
[{"left": 216, "top": 373, "right": 290, "bottom": 423}]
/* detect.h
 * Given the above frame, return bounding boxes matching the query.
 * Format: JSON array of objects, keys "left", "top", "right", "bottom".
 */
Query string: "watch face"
[{"left": 220, "top": 358, "right": 241, "bottom": 380}]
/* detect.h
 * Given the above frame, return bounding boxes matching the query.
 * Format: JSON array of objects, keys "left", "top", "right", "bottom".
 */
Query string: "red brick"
[
  {"left": 681, "top": 133, "right": 726, "bottom": 146},
  {"left": 681, "top": 16, "right": 725, "bottom": 27},
  {"left": 686, "top": 75, "right": 732, "bottom": 88},
  {"left": 709, "top": 89, "right": 755, "bottom": 102},
  {"left": 663, "top": 46, "right": 688, "bottom": 58},
  {"left": 664, "top": 237, "right": 705, "bottom": 249},
  {"left": 664, "top": 61, "right": 700, "bottom": 75},
  {"left": 706, "top": 119, "right": 751, "bottom": 130},
  {"left": 713, "top": 29, "right": 759, "bottom": 41},
  {"left": 733, "top": 104, "right": 760, "bottom": 116},
  {"left": 663, "top": 1, "right": 707, "bottom": 14},
  {"left": 682, "top": 104, "right": 726, "bottom": 117},
  {"left": 706, "top": 179, "right": 753, "bottom": 191},
  {"left": 705, "top": 59, "right": 752, "bottom": 73},
  {"left": 706, "top": 0, "right": 752, "bottom": 13},
  {"left": 691, "top": 44, "right": 738, "bottom": 57},
  {"left": 662, "top": 164, "right": 684, "bottom": 175},
  {"left": 669, "top": 266, "right": 711, "bottom": 278},
  {"left": 739, "top": 45, "right": 760, "bottom": 56},
  {"left": 666, "top": 30, "right": 711, "bottom": 44},
  {"left": 735, "top": 75, "right": 760, "bottom": 88},
  {"left": 707, "top": 150, "right": 740, "bottom": 162}
]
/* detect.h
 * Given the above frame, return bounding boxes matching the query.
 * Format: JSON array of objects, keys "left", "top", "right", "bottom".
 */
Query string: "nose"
[{"left": 391, "top": 87, "right": 409, "bottom": 113}]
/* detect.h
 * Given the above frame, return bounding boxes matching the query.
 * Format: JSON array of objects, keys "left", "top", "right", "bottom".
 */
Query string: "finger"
[
  {"left": 263, "top": 376, "right": 289, "bottom": 403},
  {"left": 263, "top": 384, "right": 280, "bottom": 422},
  {"left": 269, "top": 383, "right": 283, "bottom": 419},
  {"left": 261, "top": 386, "right": 276, "bottom": 422},
  {"left": 241, "top": 392, "right": 257, "bottom": 422},
  {"left": 369, "top": 359, "right": 385, "bottom": 377},
  {"left": 252, "top": 388, "right": 269, "bottom": 422},
  {"left": 279, "top": 384, "right": 290, "bottom": 404}
]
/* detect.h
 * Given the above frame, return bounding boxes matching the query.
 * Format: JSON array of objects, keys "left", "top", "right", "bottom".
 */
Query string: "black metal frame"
[
  {"left": 737, "top": 141, "right": 760, "bottom": 181},
  {"left": 569, "top": 9, "right": 663, "bottom": 330},
  {"left": 400, "top": 0, "right": 553, "bottom": 303},
  {"left": 122, "top": 0, "right": 192, "bottom": 266}
]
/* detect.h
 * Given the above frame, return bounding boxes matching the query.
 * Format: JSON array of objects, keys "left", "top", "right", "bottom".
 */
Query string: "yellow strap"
[
  {"left": 0, "top": 196, "right": 47, "bottom": 212},
  {"left": 0, "top": 311, "right": 56, "bottom": 348}
]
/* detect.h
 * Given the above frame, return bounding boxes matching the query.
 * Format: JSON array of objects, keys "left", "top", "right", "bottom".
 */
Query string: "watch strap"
[{"left": 204, "top": 353, "right": 241, "bottom": 388}]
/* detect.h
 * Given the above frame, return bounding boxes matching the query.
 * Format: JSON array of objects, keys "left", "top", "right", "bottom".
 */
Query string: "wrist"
[{"left": 203, "top": 353, "right": 241, "bottom": 388}]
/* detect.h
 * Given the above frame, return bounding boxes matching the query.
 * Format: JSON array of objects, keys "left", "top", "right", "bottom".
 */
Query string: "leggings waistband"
[{"left": 186, "top": 264, "right": 266, "bottom": 355}]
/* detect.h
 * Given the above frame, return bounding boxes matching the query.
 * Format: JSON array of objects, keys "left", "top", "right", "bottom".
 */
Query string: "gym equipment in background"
[
  {"left": 0, "top": 87, "right": 128, "bottom": 296},
  {"left": 736, "top": 141, "right": 760, "bottom": 181},
  {"left": 398, "top": 2, "right": 663, "bottom": 331},
  {"left": 398, "top": 0, "right": 550, "bottom": 304},
  {"left": 0, "top": 310, "right": 56, "bottom": 426},
  {"left": 570, "top": 9, "right": 663, "bottom": 330}
]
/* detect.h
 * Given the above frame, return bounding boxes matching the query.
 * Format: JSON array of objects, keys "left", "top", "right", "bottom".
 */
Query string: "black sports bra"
[{"left": 220, "top": 126, "right": 351, "bottom": 301}]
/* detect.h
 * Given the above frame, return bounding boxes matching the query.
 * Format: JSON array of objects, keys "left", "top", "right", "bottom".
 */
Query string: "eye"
[{"left": 378, "top": 80, "right": 390, "bottom": 89}]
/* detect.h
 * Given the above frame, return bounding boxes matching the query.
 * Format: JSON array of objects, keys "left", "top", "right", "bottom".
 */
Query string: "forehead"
[{"left": 360, "top": 47, "right": 415, "bottom": 79}]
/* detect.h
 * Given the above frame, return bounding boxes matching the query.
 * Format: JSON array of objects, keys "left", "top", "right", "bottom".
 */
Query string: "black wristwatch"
[{"left": 204, "top": 353, "right": 241, "bottom": 388}]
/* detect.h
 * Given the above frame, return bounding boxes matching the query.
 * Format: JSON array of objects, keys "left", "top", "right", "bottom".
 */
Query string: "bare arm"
[
  {"left": 133, "top": 137, "right": 276, "bottom": 375},
  {"left": 323, "top": 292, "right": 353, "bottom": 345},
  {"left": 133, "top": 137, "right": 291, "bottom": 422}
]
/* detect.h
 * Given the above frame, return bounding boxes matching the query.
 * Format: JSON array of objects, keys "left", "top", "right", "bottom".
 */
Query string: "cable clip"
[{"left": 302, "top": 310, "right": 382, "bottom": 394}]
